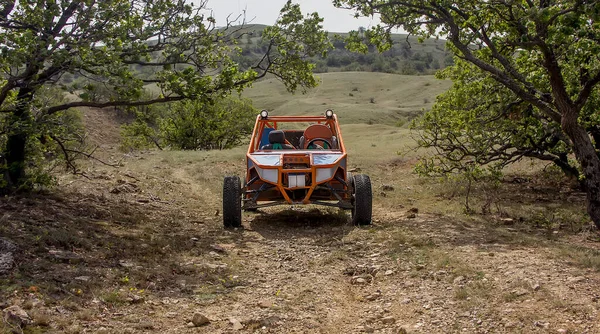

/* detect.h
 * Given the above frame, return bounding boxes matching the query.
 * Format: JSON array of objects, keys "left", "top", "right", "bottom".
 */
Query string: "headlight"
[
  {"left": 316, "top": 167, "right": 336, "bottom": 183},
  {"left": 313, "top": 154, "right": 343, "bottom": 165},
  {"left": 254, "top": 166, "right": 278, "bottom": 183},
  {"left": 325, "top": 109, "right": 333, "bottom": 118},
  {"left": 260, "top": 110, "right": 268, "bottom": 119}
]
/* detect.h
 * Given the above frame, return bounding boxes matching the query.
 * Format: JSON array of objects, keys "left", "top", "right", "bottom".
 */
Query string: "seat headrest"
[
  {"left": 303, "top": 124, "right": 333, "bottom": 140},
  {"left": 268, "top": 130, "right": 286, "bottom": 144}
]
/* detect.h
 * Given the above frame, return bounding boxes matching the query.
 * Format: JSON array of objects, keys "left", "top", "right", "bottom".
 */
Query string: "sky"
[{"left": 203, "top": 0, "right": 380, "bottom": 33}]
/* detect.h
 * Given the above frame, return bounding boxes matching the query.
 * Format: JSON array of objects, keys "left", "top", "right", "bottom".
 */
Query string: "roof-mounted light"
[
  {"left": 260, "top": 110, "right": 269, "bottom": 119},
  {"left": 325, "top": 109, "right": 334, "bottom": 118}
]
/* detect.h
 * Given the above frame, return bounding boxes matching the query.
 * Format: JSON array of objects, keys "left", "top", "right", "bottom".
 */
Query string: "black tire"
[
  {"left": 351, "top": 174, "right": 372, "bottom": 225},
  {"left": 223, "top": 176, "right": 242, "bottom": 228}
]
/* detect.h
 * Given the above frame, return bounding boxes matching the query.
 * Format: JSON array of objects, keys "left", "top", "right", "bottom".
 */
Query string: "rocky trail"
[{"left": 1, "top": 159, "right": 600, "bottom": 333}]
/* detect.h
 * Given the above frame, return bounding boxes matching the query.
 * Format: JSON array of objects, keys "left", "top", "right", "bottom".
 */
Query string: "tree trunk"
[
  {"left": 5, "top": 88, "right": 33, "bottom": 187},
  {"left": 561, "top": 108, "right": 600, "bottom": 229}
]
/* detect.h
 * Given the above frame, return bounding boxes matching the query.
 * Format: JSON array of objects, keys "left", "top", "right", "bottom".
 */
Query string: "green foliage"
[
  {"left": 0, "top": 86, "right": 84, "bottom": 190},
  {"left": 122, "top": 98, "right": 257, "bottom": 151},
  {"left": 337, "top": 0, "right": 600, "bottom": 177},
  {"left": 234, "top": 30, "right": 451, "bottom": 75},
  {"left": 413, "top": 58, "right": 579, "bottom": 179},
  {"left": 0, "top": 0, "right": 331, "bottom": 187}
]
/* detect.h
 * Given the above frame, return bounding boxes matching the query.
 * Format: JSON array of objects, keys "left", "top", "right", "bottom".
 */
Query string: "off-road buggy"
[{"left": 222, "top": 110, "right": 372, "bottom": 228}]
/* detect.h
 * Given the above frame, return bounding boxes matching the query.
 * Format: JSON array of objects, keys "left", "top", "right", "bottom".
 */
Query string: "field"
[
  {"left": 1, "top": 72, "right": 599, "bottom": 334},
  {"left": 243, "top": 72, "right": 451, "bottom": 126}
]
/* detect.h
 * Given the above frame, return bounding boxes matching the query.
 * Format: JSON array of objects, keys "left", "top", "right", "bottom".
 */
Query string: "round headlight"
[
  {"left": 325, "top": 109, "right": 334, "bottom": 118},
  {"left": 260, "top": 110, "right": 268, "bottom": 119}
]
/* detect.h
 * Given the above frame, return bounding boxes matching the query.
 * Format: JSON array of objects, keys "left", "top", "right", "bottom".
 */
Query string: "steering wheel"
[{"left": 306, "top": 137, "right": 333, "bottom": 149}]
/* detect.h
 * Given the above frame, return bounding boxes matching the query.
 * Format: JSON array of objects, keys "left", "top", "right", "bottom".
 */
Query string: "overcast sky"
[{"left": 204, "top": 0, "right": 380, "bottom": 33}]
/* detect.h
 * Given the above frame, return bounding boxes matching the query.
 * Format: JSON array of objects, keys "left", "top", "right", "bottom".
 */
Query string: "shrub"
[{"left": 122, "top": 97, "right": 257, "bottom": 151}]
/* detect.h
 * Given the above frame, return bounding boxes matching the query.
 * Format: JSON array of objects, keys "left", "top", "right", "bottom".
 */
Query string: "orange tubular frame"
[{"left": 243, "top": 114, "right": 351, "bottom": 209}]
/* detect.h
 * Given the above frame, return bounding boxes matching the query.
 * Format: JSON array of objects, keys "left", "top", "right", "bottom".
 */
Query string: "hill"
[
  {"left": 243, "top": 72, "right": 452, "bottom": 125},
  {"left": 229, "top": 25, "right": 453, "bottom": 75}
]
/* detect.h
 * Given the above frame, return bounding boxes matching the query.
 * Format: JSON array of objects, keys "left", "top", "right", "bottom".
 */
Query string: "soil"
[
  {"left": 1, "top": 108, "right": 599, "bottom": 333},
  {"left": 1, "top": 175, "right": 599, "bottom": 333}
]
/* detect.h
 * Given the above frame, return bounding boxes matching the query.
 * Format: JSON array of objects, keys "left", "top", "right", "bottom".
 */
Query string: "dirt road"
[{"left": 1, "top": 156, "right": 599, "bottom": 334}]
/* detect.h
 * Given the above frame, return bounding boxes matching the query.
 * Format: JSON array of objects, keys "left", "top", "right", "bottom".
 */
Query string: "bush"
[{"left": 122, "top": 97, "right": 257, "bottom": 151}]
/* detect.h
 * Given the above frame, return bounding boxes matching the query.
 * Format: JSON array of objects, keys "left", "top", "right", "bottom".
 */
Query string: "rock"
[
  {"left": 200, "top": 263, "right": 228, "bottom": 270},
  {"left": 192, "top": 313, "right": 210, "bottom": 327},
  {"left": 49, "top": 249, "right": 83, "bottom": 264},
  {"left": 74, "top": 276, "right": 91, "bottom": 282},
  {"left": 230, "top": 318, "right": 243, "bottom": 330},
  {"left": 407, "top": 213, "right": 417, "bottom": 219},
  {"left": 0, "top": 238, "right": 16, "bottom": 275},
  {"left": 511, "top": 288, "right": 528, "bottom": 297},
  {"left": 136, "top": 321, "right": 154, "bottom": 329},
  {"left": 531, "top": 283, "right": 541, "bottom": 291},
  {"left": 258, "top": 300, "right": 272, "bottom": 308},
  {"left": 3, "top": 305, "right": 32, "bottom": 327},
  {"left": 408, "top": 207, "right": 419, "bottom": 213},
  {"left": 351, "top": 276, "right": 371, "bottom": 285},
  {"left": 401, "top": 298, "right": 411, "bottom": 304},
  {"left": 381, "top": 316, "right": 396, "bottom": 324},
  {"left": 210, "top": 244, "right": 232, "bottom": 253},
  {"left": 384, "top": 270, "right": 394, "bottom": 276},
  {"left": 127, "top": 295, "right": 145, "bottom": 304},
  {"left": 118, "top": 259, "right": 136, "bottom": 268},
  {"left": 365, "top": 292, "right": 381, "bottom": 301},
  {"left": 453, "top": 276, "right": 465, "bottom": 285},
  {"left": 381, "top": 184, "right": 395, "bottom": 191},
  {"left": 110, "top": 182, "right": 139, "bottom": 194},
  {"left": 500, "top": 218, "right": 515, "bottom": 225},
  {"left": 567, "top": 276, "right": 585, "bottom": 284}
]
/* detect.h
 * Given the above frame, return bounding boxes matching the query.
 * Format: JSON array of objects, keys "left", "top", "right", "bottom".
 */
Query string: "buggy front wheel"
[
  {"left": 351, "top": 174, "right": 372, "bottom": 225},
  {"left": 223, "top": 176, "right": 242, "bottom": 228}
]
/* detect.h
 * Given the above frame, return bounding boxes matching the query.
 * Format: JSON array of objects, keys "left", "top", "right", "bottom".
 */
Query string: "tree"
[
  {"left": 335, "top": 0, "right": 600, "bottom": 227},
  {"left": 0, "top": 0, "right": 331, "bottom": 188},
  {"left": 414, "top": 58, "right": 581, "bottom": 181}
]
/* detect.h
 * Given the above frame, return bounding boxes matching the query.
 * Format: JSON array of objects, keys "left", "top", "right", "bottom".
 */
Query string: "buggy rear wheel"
[
  {"left": 351, "top": 174, "right": 372, "bottom": 225},
  {"left": 223, "top": 176, "right": 242, "bottom": 228}
]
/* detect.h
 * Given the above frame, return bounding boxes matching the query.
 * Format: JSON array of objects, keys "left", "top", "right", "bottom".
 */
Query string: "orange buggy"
[{"left": 222, "top": 110, "right": 372, "bottom": 228}]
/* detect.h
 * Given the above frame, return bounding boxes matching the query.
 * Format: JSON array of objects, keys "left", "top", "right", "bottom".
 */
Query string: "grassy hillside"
[{"left": 243, "top": 72, "right": 451, "bottom": 125}]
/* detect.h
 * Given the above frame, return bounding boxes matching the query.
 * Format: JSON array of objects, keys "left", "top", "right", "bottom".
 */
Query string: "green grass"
[{"left": 243, "top": 72, "right": 451, "bottom": 126}]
